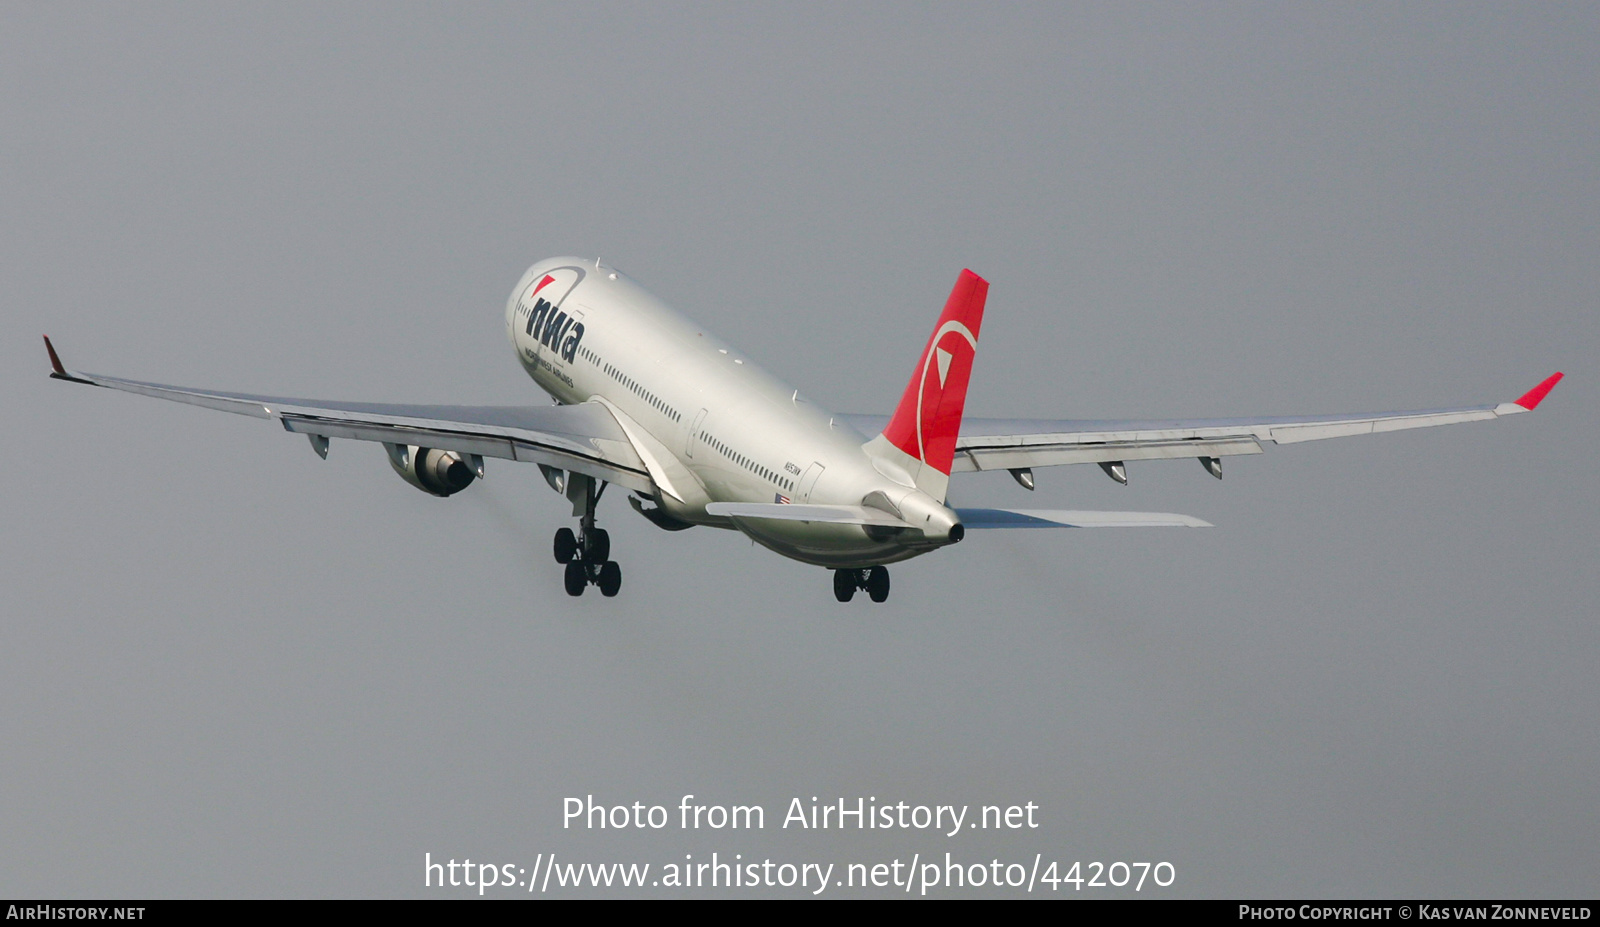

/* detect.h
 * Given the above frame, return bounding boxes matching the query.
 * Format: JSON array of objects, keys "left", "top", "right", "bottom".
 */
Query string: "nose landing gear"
[
  {"left": 833, "top": 566, "right": 889, "bottom": 603},
  {"left": 554, "top": 475, "right": 622, "bottom": 597}
]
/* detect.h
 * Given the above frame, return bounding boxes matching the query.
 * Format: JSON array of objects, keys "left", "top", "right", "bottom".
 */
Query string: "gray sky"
[{"left": 4, "top": 2, "right": 1596, "bottom": 898}]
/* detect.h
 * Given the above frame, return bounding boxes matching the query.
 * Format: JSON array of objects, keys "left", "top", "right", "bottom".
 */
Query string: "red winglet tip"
[
  {"left": 43, "top": 335, "right": 67, "bottom": 376},
  {"left": 1513, "top": 371, "right": 1564, "bottom": 410}
]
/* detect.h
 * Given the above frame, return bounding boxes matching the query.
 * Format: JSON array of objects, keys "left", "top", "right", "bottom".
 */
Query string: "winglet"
[
  {"left": 44, "top": 335, "right": 67, "bottom": 376},
  {"left": 1513, "top": 372, "right": 1564, "bottom": 411},
  {"left": 43, "top": 336, "right": 94, "bottom": 385}
]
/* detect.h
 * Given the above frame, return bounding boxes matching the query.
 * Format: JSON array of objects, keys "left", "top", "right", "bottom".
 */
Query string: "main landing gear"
[
  {"left": 833, "top": 566, "right": 890, "bottom": 603},
  {"left": 554, "top": 474, "right": 621, "bottom": 597}
]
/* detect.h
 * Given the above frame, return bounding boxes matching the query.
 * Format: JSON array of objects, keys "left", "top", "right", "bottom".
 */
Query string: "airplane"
[{"left": 44, "top": 257, "right": 1563, "bottom": 602}]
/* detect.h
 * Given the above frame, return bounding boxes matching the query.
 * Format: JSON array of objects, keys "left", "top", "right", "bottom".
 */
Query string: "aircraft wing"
[
  {"left": 839, "top": 373, "right": 1563, "bottom": 475},
  {"left": 43, "top": 337, "right": 656, "bottom": 493}
]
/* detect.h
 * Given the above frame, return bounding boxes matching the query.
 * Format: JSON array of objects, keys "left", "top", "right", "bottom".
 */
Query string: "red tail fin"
[{"left": 881, "top": 269, "right": 988, "bottom": 476}]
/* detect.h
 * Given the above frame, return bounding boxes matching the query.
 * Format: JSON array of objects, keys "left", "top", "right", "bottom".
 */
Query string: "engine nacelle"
[{"left": 384, "top": 443, "right": 477, "bottom": 497}]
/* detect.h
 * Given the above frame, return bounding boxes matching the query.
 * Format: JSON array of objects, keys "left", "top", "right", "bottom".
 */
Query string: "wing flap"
[{"left": 955, "top": 436, "right": 1262, "bottom": 471}]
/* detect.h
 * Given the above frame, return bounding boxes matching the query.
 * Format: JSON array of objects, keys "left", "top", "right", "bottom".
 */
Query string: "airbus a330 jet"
[{"left": 45, "top": 258, "right": 1562, "bottom": 601}]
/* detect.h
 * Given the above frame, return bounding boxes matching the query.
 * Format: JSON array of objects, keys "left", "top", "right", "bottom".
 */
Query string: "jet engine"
[{"left": 384, "top": 443, "right": 478, "bottom": 497}]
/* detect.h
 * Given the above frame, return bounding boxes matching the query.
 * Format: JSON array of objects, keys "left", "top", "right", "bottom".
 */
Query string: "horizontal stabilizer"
[
  {"left": 706, "top": 502, "right": 913, "bottom": 527},
  {"left": 954, "top": 508, "right": 1212, "bottom": 529}
]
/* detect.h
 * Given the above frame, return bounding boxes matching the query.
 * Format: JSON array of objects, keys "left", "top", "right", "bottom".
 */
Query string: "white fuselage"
[{"left": 503, "top": 257, "right": 957, "bottom": 567}]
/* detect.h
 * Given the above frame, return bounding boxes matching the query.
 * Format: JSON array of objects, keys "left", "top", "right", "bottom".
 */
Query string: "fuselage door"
[
  {"left": 796, "top": 462, "right": 825, "bottom": 503},
  {"left": 686, "top": 408, "right": 708, "bottom": 459}
]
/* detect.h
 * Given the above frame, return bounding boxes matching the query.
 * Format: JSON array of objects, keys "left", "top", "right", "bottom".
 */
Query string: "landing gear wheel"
[
  {"left": 558, "top": 475, "right": 618, "bottom": 597},
  {"left": 597, "top": 561, "right": 622, "bottom": 597},
  {"left": 563, "top": 560, "right": 587, "bottom": 596},
  {"left": 585, "top": 527, "right": 610, "bottom": 565},
  {"left": 866, "top": 566, "right": 890, "bottom": 603},
  {"left": 554, "top": 527, "right": 578, "bottom": 564},
  {"left": 833, "top": 569, "right": 857, "bottom": 603}
]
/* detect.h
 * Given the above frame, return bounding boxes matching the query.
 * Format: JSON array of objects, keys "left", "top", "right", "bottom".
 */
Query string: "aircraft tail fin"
[{"left": 863, "top": 269, "right": 988, "bottom": 502}]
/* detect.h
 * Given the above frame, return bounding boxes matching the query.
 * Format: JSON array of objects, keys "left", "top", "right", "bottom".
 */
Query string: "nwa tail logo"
[
  {"left": 519, "top": 266, "right": 587, "bottom": 363},
  {"left": 882, "top": 269, "right": 988, "bottom": 476}
]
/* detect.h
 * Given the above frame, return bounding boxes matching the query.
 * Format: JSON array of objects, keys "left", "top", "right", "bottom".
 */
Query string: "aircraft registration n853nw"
[{"left": 45, "top": 257, "right": 1563, "bottom": 602}]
